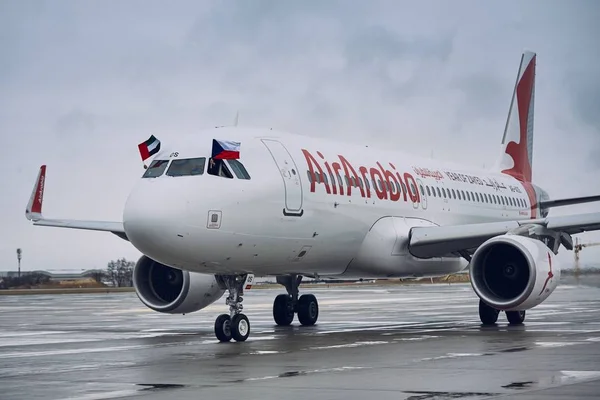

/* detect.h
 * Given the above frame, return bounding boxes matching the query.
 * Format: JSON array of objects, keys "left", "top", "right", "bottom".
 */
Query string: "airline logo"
[
  {"left": 502, "top": 52, "right": 536, "bottom": 183},
  {"left": 538, "top": 252, "right": 554, "bottom": 296},
  {"left": 301, "top": 149, "right": 421, "bottom": 203},
  {"left": 31, "top": 165, "right": 46, "bottom": 215}
]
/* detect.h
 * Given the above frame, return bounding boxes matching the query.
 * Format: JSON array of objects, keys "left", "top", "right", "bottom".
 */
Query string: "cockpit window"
[
  {"left": 227, "top": 159, "right": 251, "bottom": 180},
  {"left": 166, "top": 157, "right": 206, "bottom": 177},
  {"left": 207, "top": 158, "right": 233, "bottom": 179},
  {"left": 142, "top": 159, "right": 169, "bottom": 178}
]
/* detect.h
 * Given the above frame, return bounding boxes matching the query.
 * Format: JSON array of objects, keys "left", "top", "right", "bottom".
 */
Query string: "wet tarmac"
[{"left": 1, "top": 281, "right": 600, "bottom": 400}]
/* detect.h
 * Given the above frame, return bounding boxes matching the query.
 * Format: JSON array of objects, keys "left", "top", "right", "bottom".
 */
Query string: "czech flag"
[
  {"left": 138, "top": 135, "right": 161, "bottom": 161},
  {"left": 212, "top": 139, "right": 241, "bottom": 160}
]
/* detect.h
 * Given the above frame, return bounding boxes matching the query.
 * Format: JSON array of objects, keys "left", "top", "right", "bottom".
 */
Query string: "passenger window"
[
  {"left": 307, "top": 171, "right": 313, "bottom": 182},
  {"left": 227, "top": 159, "right": 251, "bottom": 180},
  {"left": 401, "top": 182, "right": 407, "bottom": 194},
  {"left": 395, "top": 181, "right": 401, "bottom": 194},
  {"left": 337, "top": 174, "right": 343, "bottom": 187},
  {"left": 166, "top": 157, "right": 206, "bottom": 177},
  {"left": 457, "top": 190, "right": 462, "bottom": 200},
  {"left": 142, "top": 159, "right": 169, "bottom": 178},
  {"left": 426, "top": 186, "right": 431, "bottom": 196},
  {"left": 436, "top": 187, "right": 441, "bottom": 197},
  {"left": 207, "top": 158, "right": 233, "bottom": 179}
]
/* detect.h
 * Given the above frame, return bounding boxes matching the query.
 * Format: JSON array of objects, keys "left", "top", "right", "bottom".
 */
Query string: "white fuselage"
[{"left": 122, "top": 127, "right": 541, "bottom": 279}]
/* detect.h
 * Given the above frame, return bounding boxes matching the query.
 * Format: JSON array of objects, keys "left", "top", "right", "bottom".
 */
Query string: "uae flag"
[
  {"left": 212, "top": 139, "right": 241, "bottom": 160},
  {"left": 138, "top": 135, "right": 161, "bottom": 161}
]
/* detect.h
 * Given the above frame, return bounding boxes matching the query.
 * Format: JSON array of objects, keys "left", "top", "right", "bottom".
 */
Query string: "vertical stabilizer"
[{"left": 494, "top": 51, "right": 536, "bottom": 182}]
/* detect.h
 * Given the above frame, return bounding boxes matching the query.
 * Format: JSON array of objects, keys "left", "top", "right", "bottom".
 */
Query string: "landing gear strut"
[
  {"left": 273, "top": 275, "right": 319, "bottom": 326},
  {"left": 214, "top": 275, "right": 250, "bottom": 342},
  {"left": 478, "top": 299, "right": 526, "bottom": 325}
]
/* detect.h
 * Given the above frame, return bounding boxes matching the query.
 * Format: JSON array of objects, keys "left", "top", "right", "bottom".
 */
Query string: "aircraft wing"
[
  {"left": 408, "top": 212, "right": 600, "bottom": 259},
  {"left": 25, "top": 165, "right": 129, "bottom": 241}
]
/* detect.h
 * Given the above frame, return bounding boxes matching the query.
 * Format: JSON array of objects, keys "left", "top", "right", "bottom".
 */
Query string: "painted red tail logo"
[{"left": 502, "top": 53, "right": 536, "bottom": 183}]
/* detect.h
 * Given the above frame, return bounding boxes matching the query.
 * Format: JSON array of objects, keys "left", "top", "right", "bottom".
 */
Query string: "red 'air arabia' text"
[{"left": 301, "top": 149, "right": 421, "bottom": 203}]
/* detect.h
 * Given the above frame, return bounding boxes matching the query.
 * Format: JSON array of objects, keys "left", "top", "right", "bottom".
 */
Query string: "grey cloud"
[{"left": 2, "top": 1, "right": 600, "bottom": 271}]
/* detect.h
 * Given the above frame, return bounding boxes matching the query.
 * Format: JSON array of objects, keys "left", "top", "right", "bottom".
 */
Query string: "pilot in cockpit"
[{"left": 207, "top": 157, "right": 233, "bottom": 178}]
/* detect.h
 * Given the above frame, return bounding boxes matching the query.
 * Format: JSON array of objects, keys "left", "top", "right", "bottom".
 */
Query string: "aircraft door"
[{"left": 261, "top": 139, "right": 304, "bottom": 216}]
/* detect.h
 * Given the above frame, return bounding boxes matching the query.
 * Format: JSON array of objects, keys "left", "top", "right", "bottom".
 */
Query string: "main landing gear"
[
  {"left": 214, "top": 275, "right": 251, "bottom": 342},
  {"left": 273, "top": 275, "right": 319, "bottom": 326},
  {"left": 478, "top": 299, "right": 526, "bottom": 325}
]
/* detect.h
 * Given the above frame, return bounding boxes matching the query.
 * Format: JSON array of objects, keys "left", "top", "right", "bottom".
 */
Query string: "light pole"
[{"left": 16, "top": 248, "right": 22, "bottom": 278}]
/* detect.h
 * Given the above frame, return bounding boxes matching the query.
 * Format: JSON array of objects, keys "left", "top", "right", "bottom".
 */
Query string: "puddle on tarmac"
[
  {"left": 137, "top": 383, "right": 186, "bottom": 391},
  {"left": 404, "top": 390, "right": 498, "bottom": 399},
  {"left": 502, "top": 381, "right": 534, "bottom": 389}
]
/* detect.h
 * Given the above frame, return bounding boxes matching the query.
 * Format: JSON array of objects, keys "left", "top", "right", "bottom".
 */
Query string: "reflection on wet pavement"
[{"left": 1, "top": 281, "right": 600, "bottom": 399}]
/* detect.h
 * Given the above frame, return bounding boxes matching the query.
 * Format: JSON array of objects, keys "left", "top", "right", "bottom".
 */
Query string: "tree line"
[{"left": 0, "top": 258, "right": 136, "bottom": 289}]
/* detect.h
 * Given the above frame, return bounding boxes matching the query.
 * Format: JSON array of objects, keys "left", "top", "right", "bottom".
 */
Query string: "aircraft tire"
[
  {"left": 231, "top": 313, "right": 250, "bottom": 342},
  {"left": 273, "top": 294, "right": 294, "bottom": 326},
  {"left": 478, "top": 299, "right": 499, "bottom": 325},
  {"left": 506, "top": 310, "right": 526, "bottom": 325},
  {"left": 215, "top": 314, "right": 232, "bottom": 342},
  {"left": 297, "top": 294, "right": 319, "bottom": 326}
]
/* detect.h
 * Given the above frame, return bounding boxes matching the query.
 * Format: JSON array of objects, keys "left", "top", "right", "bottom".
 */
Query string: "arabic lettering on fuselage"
[{"left": 413, "top": 167, "right": 444, "bottom": 181}]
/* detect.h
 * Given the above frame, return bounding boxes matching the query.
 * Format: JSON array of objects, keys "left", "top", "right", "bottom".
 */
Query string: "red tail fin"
[{"left": 494, "top": 51, "right": 536, "bottom": 183}]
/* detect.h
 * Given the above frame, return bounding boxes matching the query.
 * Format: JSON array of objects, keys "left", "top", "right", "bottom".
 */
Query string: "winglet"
[{"left": 26, "top": 165, "right": 46, "bottom": 221}]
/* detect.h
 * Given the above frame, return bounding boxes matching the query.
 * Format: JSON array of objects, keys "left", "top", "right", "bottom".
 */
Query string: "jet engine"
[
  {"left": 469, "top": 234, "right": 560, "bottom": 311},
  {"left": 133, "top": 255, "right": 225, "bottom": 314}
]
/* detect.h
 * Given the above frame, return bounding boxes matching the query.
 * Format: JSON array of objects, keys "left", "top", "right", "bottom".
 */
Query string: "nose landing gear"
[{"left": 214, "top": 274, "right": 251, "bottom": 342}]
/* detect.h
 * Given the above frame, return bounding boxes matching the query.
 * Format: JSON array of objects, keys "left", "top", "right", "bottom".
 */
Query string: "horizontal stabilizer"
[{"left": 540, "top": 194, "right": 600, "bottom": 209}]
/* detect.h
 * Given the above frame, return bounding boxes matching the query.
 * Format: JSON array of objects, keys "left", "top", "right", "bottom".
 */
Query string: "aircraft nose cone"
[{"left": 123, "top": 181, "right": 178, "bottom": 260}]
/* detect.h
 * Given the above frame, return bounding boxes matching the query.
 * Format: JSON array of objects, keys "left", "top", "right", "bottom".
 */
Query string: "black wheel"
[
  {"left": 214, "top": 314, "right": 232, "bottom": 342},
  {"left": 231, "top": 313, "right": 250, "bottom": 342},
  {"left": 506, "top": 310, "right": 526, "bottom": 325},
  {"left": 273, "top": 294, "right": 294, "bottom": 326},
  {"left": 479, "top": 299, "right": 499, "bottom": 325},
  {"left": 297, "top": 294, "right": 319, "bottom": 326}
]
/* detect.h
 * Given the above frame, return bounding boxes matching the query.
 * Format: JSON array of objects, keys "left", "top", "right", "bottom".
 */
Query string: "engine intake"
[
  {"left": 469, "top": 234, "right": 560, "bottom": 311},
  {"left": 133, "top": 255, "right": 225, "bottom": 314}
]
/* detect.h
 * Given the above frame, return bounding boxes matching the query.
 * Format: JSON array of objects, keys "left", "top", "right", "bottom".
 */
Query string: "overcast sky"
[{"left": 1, "top": 0, "right": 599, "bottom": 272}]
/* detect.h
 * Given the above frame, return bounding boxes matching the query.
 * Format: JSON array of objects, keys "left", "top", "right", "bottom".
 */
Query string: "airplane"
[{"left": 25, "top": 50, "right": 600, "bottom": 342}]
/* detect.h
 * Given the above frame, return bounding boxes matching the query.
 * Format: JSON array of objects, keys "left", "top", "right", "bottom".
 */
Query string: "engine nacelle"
[
  {"left": 469, "top": 234, "right": 560, "bottom": 311},
  {"left": 133, "top": 255, "right": 225, "bottom": 314}
]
